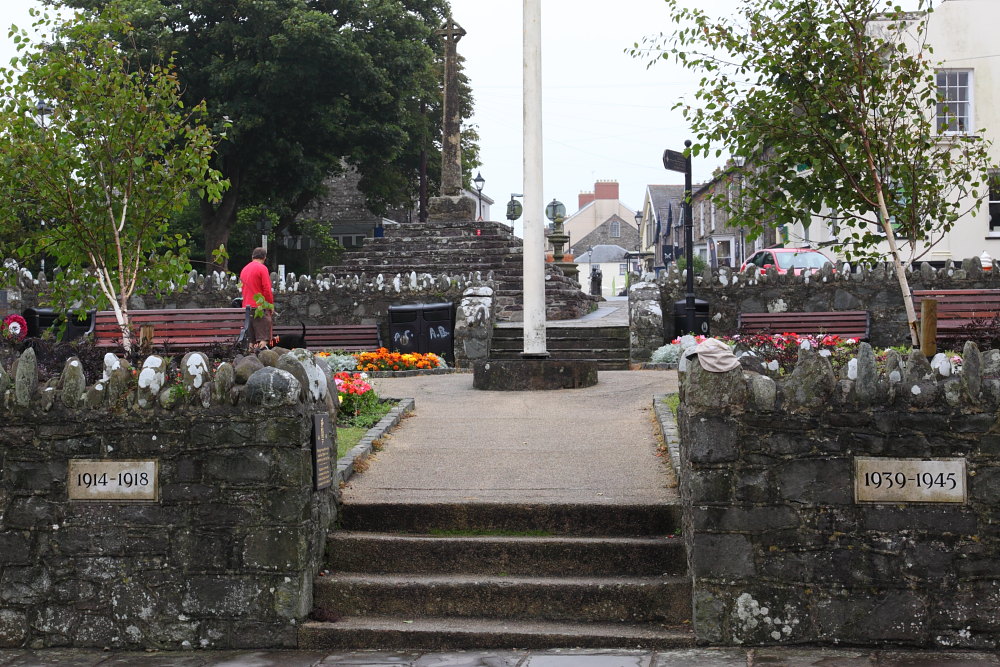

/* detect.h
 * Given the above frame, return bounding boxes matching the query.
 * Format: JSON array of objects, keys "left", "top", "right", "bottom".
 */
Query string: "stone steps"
[
  {"left": 298, "top": 616, "right": 694, "bottom": 651},
  {"left": 490, "top": 326, "right": 631, "bottom": 370},
  {"left": 301, "top": 501, "right": 692, "bottom": 650},
  {"left": 327, "top": 532, "right": 687, "bottom": 576},
  {"left": 334, "top": 219, "right": 598, "bottom": 321}
]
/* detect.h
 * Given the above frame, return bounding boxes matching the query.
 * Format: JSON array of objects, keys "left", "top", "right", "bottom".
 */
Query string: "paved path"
[
  {"left": 4, "top": 647, "right": 998, "bottom": 665},
  {"left": 342, "top": 369, "right": 679, "bottom": 506}
]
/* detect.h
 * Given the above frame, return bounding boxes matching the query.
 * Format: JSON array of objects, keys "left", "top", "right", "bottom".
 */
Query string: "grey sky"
[{"left": 450, "top": 0, "right": 732, "bottom": 230}]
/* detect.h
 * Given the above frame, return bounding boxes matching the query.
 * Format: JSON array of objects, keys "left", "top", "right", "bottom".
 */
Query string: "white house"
[
  {"left": 782, "top": 0, "right": 1000, "bottom": 265},
  {"left": 573, "top": 244, "right": 636, "bottom": 298}
]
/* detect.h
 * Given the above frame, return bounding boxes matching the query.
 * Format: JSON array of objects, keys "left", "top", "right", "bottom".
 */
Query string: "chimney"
[
  {"left": 594, "top": 180, "right": 619, "bottom": 200},
  {"left": 578, "top": 191, "right": 595, "bottom": 209}
]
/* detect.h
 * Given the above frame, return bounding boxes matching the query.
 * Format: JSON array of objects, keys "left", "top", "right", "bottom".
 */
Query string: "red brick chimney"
[
  {"left": 594, "top": 180, "right": 619, "bottom": 200},
  {"left": 578, "top": 191, "right": 595, "bottom": 209}
]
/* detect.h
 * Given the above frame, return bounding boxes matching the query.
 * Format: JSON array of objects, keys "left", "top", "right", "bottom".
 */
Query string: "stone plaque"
[
  {"left": 855, "top": 457, "right": 966, "bottom": 504},
  {"left": 68, "top": 460, "right": 158, "bottom": 502},
  {"left": 313, "top": 413, "right": 333, "bottom": 490}
]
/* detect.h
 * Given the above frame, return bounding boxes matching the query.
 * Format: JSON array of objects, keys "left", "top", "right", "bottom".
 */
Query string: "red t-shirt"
[{"left": 240, "top": 260, "right": 274, "bottom": 308}]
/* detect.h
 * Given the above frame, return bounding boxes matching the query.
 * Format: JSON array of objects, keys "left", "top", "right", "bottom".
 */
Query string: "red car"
[{"left": 740, "top": 248, "right": 835, "bottom": 275}]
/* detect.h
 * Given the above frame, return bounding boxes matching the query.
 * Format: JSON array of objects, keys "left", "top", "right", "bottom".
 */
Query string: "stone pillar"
[
  {"left": 521, "top": 0, "right": 547, "bottom": 356},
  {"left": 437, "top": 18, "right": 466, "bottom": 197},
  {"left": 454, "top": 285, "right": 496, "bottom": 368},
  {"left": 628, "top": 280, "right": 664, "bottom": 364}
]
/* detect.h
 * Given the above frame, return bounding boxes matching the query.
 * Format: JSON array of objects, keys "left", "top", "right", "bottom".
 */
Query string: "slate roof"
[{"left": 574, "top": 244, "right": 629, "bottom": 264}]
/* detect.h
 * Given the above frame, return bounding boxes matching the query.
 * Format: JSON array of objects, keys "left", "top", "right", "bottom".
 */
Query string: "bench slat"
[
  {"left": 738, "top": 311, "right": 870, "bottom": 339},
  {"left": 94, "top": 308, "right": 247, "bottom": 350},
  {"left": 911, "top": 289, "right": 1000, "bottom": 343},
  {"left": 272, "top": 324, "right": 382, "bottom": 352}
]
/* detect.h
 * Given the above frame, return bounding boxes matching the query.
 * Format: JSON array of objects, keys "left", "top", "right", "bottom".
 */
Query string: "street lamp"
[
  {"left": 506, "top": 193, "right": 523, "bottom": 222},
  {"left": 36, "top": 100, "right": 54, "bottom": 277},
  {"left": 473, "top": 171, "right": 485, "bottom": 221},
  {"left": 544, "top": 199, "right": 565, "bottom": 223}
]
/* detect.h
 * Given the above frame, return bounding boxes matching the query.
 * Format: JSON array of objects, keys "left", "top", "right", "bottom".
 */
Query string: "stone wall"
[
  {"left": 0, "top": 347, "right": 338, "bottom": 649},
  {"left": 3, "top": 269, "right": 494, "bottom": 366},
  {"left": 651, "top": 257, "right": 1000, "bottom": 350},
  {"left": 678, "top": 341, "right": 1000, "bottom": 648}
]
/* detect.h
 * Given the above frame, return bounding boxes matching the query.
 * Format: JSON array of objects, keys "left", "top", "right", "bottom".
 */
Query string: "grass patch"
[
  {"left": 662, "top": 393, "right": 680, "bottom": 419},
  {"left": 428, "top": 528, "right": 553, "bottom": 537},
  {"left": 336, "top": 426, "right": 370, "bottom": 458}
]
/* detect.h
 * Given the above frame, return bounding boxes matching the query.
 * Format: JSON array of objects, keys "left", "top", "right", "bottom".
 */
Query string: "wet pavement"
[{"left": 3, "top": 647, "right": 999, "bottom": 666}]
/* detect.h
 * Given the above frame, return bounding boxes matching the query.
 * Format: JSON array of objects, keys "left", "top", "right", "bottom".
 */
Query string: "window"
[
  {"left": 716, "top": 239, "right": 733, "bottom": 267},
  {"left": 619, "top": 263, "right": 627, "bottom": 275},
  {"left": 937, "top": 70, "right": 972, "bottom": 134},
  {"left": 699, "top": 202, "right": 705, "bottom": 237},
  {"left": 610, "top": 220, "right": 621, "bottom": 238},
  {"left": 990, "top": 171, "right": 1000, "bottom": 233},
  {"left": 710, "top": 202, "right": 716, "bottom": 231}
]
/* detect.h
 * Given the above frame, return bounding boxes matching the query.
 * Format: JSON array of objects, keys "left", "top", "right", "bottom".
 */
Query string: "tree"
[
  {"left": 634, "top": 0, "right": 992, "bottom": 345},
  {"left": 57, "top": 0, "right": 470, "bottom": 271},
  {"left": 0, "top": 9, "right": 228, "bottom": 350}
]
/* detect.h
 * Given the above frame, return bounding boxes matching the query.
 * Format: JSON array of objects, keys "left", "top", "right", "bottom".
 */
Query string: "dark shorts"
[{"left": 248, "top": 309, "right": 273, "bottom": 344}]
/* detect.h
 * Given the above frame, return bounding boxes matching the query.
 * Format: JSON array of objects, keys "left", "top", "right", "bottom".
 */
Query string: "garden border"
[
  {"left": 365, "top": 368, "right": 472, "bottom": 378},
  {"left": 652, "top": 393, "right": 682, "bottom": 477},
  {"left": 335, "top": 397, "right": 415, "bottom": 484}
]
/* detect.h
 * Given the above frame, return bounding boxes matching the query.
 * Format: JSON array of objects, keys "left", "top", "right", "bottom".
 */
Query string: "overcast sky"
[
  {"left": 450, "top": 0, "right": 722, "bottom": 231},
  {"left": 0, "top": 0, "right": 926, "bottom": 236}
]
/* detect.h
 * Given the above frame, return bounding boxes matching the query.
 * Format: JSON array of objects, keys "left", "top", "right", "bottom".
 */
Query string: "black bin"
[
  {"left": 22, "top": 307, "right": 60, "bottom": 338},
  {"left": 21, "top": 307, "right": 95, "bottom": 340},
  {"left": 388, "top": 302, "right": 455, "bottom": 363},
  {"left": 673, "top": 298, "right": 710, "bottom": 337}
]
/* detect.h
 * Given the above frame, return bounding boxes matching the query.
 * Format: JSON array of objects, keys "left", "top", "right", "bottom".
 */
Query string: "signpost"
[{"left": 663, "top": 141, "right": 696, "bottom": 335}]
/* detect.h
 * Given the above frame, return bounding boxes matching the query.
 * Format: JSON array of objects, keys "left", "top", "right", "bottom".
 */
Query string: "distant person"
[{"left": 240, "top": 247, "right": 274, "bottom": 348}]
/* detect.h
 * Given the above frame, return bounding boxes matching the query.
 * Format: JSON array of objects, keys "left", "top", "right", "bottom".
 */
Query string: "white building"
[{"left": 782, "top": 0, "right": 1000, "bottom": 265}]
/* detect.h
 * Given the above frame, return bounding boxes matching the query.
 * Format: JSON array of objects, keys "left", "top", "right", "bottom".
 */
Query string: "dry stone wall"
[
  {"left": 678, "top": 341, "right": 1000, "bottom": 648},
  {"left": 645, "top": 257, "right": 1000, "bottom": 351},
  {"left": 0, "top": 347, "right": 338, "bottom": 649}
]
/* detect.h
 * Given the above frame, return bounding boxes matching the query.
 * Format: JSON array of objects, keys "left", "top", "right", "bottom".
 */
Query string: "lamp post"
[
  {"left": 36, "top": 100, "right": 54, "bottom": 278},
  {"left": 473, "top": 171, "right": 485, "bottom": 222},
  {"left": 634, "top": 209, "right": 643, "bottom": 273},
  {"left": 506, "top": 194, "right": 523, "bottom": 222}
]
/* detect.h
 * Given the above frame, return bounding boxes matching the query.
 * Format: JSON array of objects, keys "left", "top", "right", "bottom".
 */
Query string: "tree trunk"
[
  {"left": 201, "top": 172, "right": 240, "bottom": 274},
  {"left": 876, "top": 186, "right": 919, "bottom": 346}
]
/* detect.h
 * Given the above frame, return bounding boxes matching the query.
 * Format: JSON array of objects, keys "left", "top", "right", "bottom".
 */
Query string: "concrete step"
[
  {"left": 492, "top": 327, "right": 630, "bottom": 340},
  {"left": 298, "top": 616, "right": 695, "bottom": 650},
  {"left": 485, "top": 354, "right": 629, "bottom": 370},
  {"left": 326, "top": 532, "right": 686, "bottom": 577},
  {"left": 311, "top": 573, "right": 691, "bottom": 624},
  {"left": 339, "top": 502, "right": 682, "bottom": 536}
]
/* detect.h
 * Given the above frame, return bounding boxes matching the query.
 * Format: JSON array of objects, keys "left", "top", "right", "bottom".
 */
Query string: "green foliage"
[
  {"left": 675, "top": 254, "right": 708, "bottom": 275},
  {"left": 633, "top": 0, "right": 991, "bottom": 344},
  {"left": 0, "top": 8, "right": 227, "bottom": 337},
  {"left": 56, "top": 0, "right": 477, "bottom": 265},
  {"left": 251, "top": 293, "right": 274, "bottom": 319}
]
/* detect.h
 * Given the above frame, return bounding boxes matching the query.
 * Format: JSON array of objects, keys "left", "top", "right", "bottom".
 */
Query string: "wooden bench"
[
  {"left": 737, "top": 311, "right": 870, "bottom": 340},
  {"left": 271, "top": 324, "right": 382, "bottom": 352},
  {"left": 913, "top": 289, "right": 1000, "bottom": 343},
  {"left": 93, "top": 308, "right": 248, "bottom": 350}
]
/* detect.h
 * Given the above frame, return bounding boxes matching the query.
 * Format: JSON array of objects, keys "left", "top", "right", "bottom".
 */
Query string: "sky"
[{"left": 449, "top": 0, "right": 726, "bottom": 232}]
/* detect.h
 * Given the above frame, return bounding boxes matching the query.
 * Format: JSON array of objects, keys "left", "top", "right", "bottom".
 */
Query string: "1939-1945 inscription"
[
  {"left": 855, "top": 457, "right": 966, "bottom": 504},
  {"left": 68, "top": 460, "right": 159, "bottom": 502}
]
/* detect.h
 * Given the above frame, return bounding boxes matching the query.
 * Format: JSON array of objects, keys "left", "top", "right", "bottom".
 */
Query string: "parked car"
[{"left": 740, "top": 248, "right": 835, "bottom": 275}]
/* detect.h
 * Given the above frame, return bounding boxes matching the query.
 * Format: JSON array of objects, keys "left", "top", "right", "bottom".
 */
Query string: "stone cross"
[{"left": 437, "top": 18, "right": 466, "bottom": 197}]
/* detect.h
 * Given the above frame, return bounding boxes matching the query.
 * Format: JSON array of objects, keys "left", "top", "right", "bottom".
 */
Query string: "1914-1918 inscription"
[
  {"left": 68, "top": 460, "right": 158, "bottom": 502},
  {"left": 855, "top": 457, "right": 966, "bottom": 504}
]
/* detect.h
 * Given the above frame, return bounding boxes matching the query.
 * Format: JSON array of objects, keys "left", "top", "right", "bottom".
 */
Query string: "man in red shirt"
[{"left": 240, "top": 247, "right": 274, "bottom": 348}]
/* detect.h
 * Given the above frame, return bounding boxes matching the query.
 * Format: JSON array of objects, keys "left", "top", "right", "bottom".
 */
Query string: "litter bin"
[
  {"left": 22, "top": 307, "right": 60, "bottom": 338},
  {"left": 387, "top": 302, "right": 455, "bottom": 364},
  {"left": 673, "top": 298, "right": 710, "bottom": 337},
  {"left": 21, "top": 307, "right": 95, "bottom": 340}
]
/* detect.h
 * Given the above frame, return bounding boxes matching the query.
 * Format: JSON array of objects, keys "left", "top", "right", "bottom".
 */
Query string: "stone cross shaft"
[{"left": 437, "top": 18, "right": 466, "bottom": 197}]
